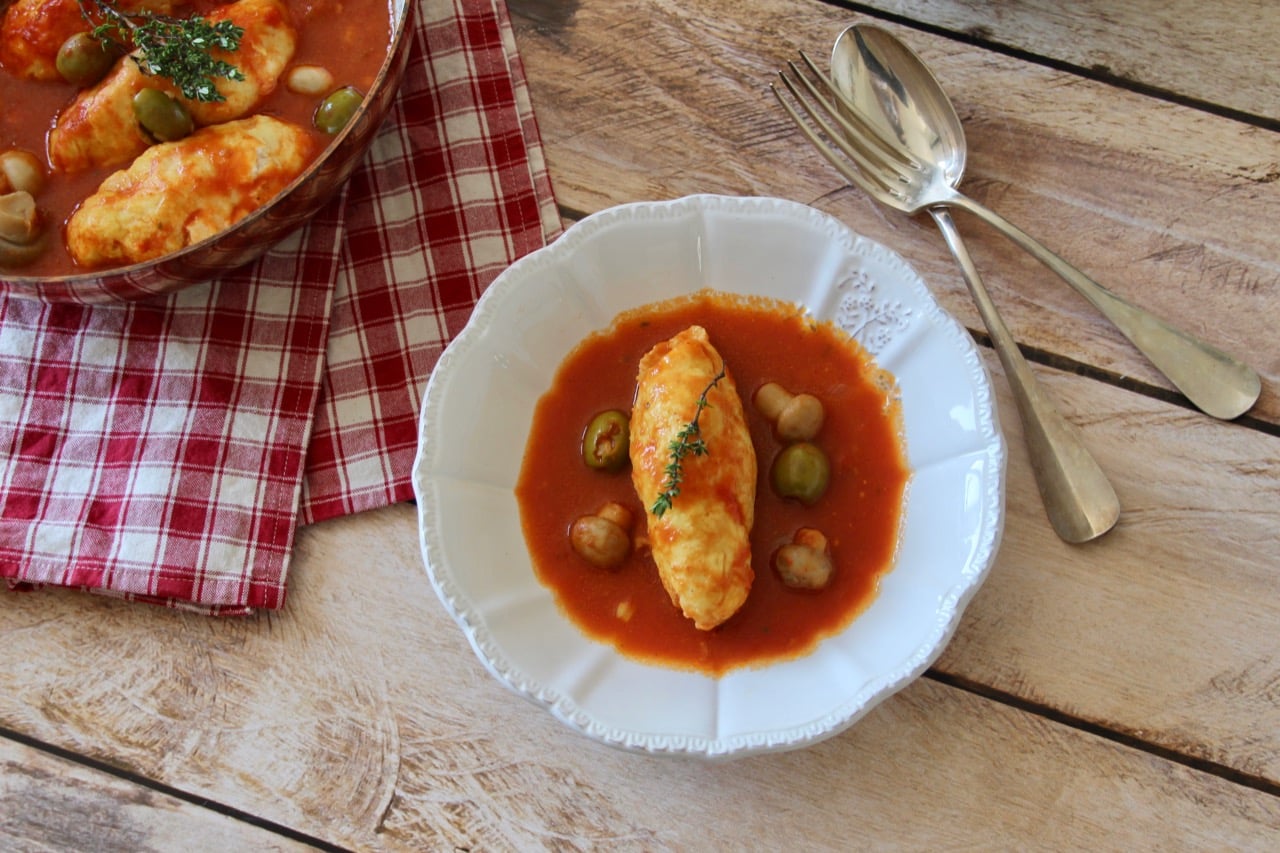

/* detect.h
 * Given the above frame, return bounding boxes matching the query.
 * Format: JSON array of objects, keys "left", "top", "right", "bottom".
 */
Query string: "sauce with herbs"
[{"left": 515, "top": 291, "right": 910, "bottom": 675}]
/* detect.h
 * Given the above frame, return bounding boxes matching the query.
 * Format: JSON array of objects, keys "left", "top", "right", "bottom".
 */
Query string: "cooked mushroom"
[
  {"left": 0, "top": 150, "right": 44, "bottom": 197},
  {"left": 0, "top": 191, "right": 46, "bottom": 267},
  {"left": 773, "top": 527, "right": 834, "bottom": 590},
  {"left": 753, "top": 382, "right": 825, "bottom": 441},
  {"left": 569, "top": 502, "right": 635, "bottom": 569}
]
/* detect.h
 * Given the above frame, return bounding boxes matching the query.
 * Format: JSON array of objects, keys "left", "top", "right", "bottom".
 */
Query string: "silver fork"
[
  {"left": 773, "top": 53, "right": 1120, "bottom": 543},
  {"left": 774, "top": 52, "right": 1260, "bottom": 423}
]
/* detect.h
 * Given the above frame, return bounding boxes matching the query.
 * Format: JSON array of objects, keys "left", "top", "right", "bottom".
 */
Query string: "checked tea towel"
[{"left": 0, "top": 0, "right": 561, "bottom": 613}]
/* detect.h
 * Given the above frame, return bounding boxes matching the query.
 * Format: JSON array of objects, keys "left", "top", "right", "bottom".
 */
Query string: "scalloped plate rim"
[{"left": 413, "top": 194, "right": 1006, "bottom": 760}]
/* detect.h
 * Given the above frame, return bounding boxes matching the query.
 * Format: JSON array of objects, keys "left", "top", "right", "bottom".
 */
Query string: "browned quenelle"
[
  {"left": 0, "top": 0, "right": 176, "bottom": 81},
  {"left": 628, "top": 325, "right": 757, "bottom": 631},
  {"left": 48, "top": 0, "right": 298, "bottom": 172},
  {"left": 66, "top": 115, "right": 314, "bottom": 267},
  {"left": 0, "top": 0, "right": 392, "bottom": 277}
]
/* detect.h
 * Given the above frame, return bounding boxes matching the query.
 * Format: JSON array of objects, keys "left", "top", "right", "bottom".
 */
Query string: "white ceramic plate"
[{"left": 413, "top": 194, "right": 1005, "bottom": 759}]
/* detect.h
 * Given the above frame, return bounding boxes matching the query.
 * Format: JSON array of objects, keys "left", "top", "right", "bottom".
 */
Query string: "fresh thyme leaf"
[
  {"left": 650, "top": 366, "right": 726, "bottom": 518},
  {"left": 86, "top": 0, "right": 245, "bottom": 103}
]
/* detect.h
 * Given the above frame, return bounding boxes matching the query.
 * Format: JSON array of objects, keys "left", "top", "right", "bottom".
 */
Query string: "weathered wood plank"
[
  {"left": 2, "top": 0, "right": 1278, "bottom": 848},
  {"left": 0, "top": 738, "right": 314, "bottom": 851},
  {"left": 508, "top": 0, "right": 1280, "bottom": 422},
  {"left": 941, "top": 349, "right": 1280, "bottom": 781},
  {"left": 853, "top": 0, "right": 1280, "bottom": 121},
  {"left": 2, "top": 494, "right": 1280, "bottom": 845}
]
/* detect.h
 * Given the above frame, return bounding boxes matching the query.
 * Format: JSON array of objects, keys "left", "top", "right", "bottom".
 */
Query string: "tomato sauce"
[
  {"left": 515, "top": 291, "right": 911, "bottom": 675},
  {"left": 0, "top": 0, "right": 393, "bottom": 276}
]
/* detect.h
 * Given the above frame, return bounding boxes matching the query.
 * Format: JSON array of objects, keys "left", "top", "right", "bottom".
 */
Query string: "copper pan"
[{"left": 0, "top": 0, "right": 415, "bottom": 303}]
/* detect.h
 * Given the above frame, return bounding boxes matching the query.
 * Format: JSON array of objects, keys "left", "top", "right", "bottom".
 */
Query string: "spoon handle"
[
  {"left": 931, "top": 209, "right": 1119, "bottom": 543},
  {"left": 943, "top": 194, "right": 1261, "bottom": 421}
]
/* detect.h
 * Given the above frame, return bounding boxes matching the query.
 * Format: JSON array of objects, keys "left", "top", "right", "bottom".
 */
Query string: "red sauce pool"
[{"left": 515, "top": 291, "right": 911, "bottom": 675}]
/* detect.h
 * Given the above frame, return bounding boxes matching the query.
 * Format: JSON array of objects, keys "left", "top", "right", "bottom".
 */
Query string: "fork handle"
[
  {"left": 940, "top": 193, "right": 1261, "bottom": 420},
  {"left": 932, "top": 210, "right": 1119, "bottom": 543}
]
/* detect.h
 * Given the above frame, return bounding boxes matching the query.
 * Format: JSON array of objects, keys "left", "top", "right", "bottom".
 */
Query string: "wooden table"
[{"left": 4, "top": 0, "right": 1279, "bottom": 848}]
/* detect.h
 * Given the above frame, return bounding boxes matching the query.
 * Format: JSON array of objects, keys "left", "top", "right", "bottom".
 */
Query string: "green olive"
[
  {"left": 582, "top": 409, "right": 631, "bottom": 472},
  {"left": 314, "top": 86, "right": 364, "bottom": 134},
  {"left": 770, "top": 442, "right": 831, "bottom": 505},
  {"left": 55, "top": 32, "right": 117, "bottom": 88},
  {"left": 132, "top": 88, "right": 194, "bottom": 143}
]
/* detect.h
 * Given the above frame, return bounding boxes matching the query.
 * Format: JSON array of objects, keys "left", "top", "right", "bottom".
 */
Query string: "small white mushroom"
[
  {"left": 753, "top": 382, "right": 825, "bottom": 442},
  {"left": 0, "top": 191, "right": 39, "bottom": 245},
  {"left": 0, "top": 191, "right": 47, "bottom": 268},
  {"left": 569, "top": 502, "right": 634, "bottom": 569},
  {"left": 773, "top": 527, "right": 834, "bottom": 590},
  {"left": 0, "top": 150, "right": 44, "bottom": 197}
]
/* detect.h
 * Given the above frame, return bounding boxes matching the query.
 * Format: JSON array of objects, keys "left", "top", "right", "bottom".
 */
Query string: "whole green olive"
[
  {"left": 582, "top": 409, "right": 631, "bottom": 472},
  {"left": 314, "top": 86, "right": 364, "bottom": 134},
  {"left": 55, "top": 32, "right": 117, "bottom": 88},
  {"left": 770, "top": 442, "right": 831, "bottom": 505},
  {"left": 132, "top": 88, "right": 194, "bottom": 143}
]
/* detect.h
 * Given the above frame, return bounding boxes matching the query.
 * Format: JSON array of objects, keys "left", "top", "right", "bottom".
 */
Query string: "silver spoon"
[
  {"left": 830, "top": 24, "right": 1261, "bottom": 421},
  {"left": 825, "top": 28, "right": 1119, "bottom": 542}
]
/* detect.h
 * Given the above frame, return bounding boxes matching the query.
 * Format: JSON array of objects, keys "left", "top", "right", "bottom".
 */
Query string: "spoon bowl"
[
  {"left": 826, "top": 25, "right": 1260, "bottom": 421},
  {"left": 821, "top": 26, "right": 1119, "bottom": 543},
  {"left": 831, "top": 26, "right": 966, "bottom": 187}
]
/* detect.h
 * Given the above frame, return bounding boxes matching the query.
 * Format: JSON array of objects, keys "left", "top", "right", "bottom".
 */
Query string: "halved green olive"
[
  {"left": 132, "top": 88, "right": 194, "bottom": 143},
  {"left": 314, "top": 86, "right": 364, "bottom": 134},
  {"left": 582, "top": 409, "right": 630, "bottom": 472},
  {"left": 55, "top": 32, "right": 117, "bottom": 88},
  {"left": 770, "top": 442, "right": 831, "bottom": 505}
]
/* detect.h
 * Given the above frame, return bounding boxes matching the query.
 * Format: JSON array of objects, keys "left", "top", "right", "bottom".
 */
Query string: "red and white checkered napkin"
[{"left": 0, "top": 0, "right": 561, "bottom": 613}]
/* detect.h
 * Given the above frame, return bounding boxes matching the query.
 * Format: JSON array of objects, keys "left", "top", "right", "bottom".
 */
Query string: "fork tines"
[{"left": 771, "top": 51, "right": 919, "bottom": 202}]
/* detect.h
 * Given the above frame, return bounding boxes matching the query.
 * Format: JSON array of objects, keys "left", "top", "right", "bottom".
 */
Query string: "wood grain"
[
  {"left": 940, "top": 350, "right": 1280, "bottom": 781},
  {"left": 2, "top": 0, "right": 1279, "bottom": 848},
  {"left": 4, "top": 498, "right": 1280, "bottom": 848},
  {"left": 0, "top": 738, "right": 314, "bottom": 850},
  {"left": 508, "top": 0, "right": 1280, "bottom": 422},
  {"left": 853, "top": 0, "right": 1280, "bottom": 121}
]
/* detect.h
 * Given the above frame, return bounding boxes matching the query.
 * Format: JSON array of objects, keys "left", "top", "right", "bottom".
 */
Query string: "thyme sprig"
[
  {"left": 650, "top": 366, "right": 726, "bottom": 518},
  {"left": 85, "top": 0, "right": 245, "bottom": 102}
]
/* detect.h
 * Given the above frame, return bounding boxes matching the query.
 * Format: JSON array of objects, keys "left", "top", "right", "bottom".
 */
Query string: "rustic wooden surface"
[
  {"left": 3, "top": 0, "right": 1279, "bottom": 849},
  {"left": 854, "top": 0, "right": 1280, "bottom": 122}
]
